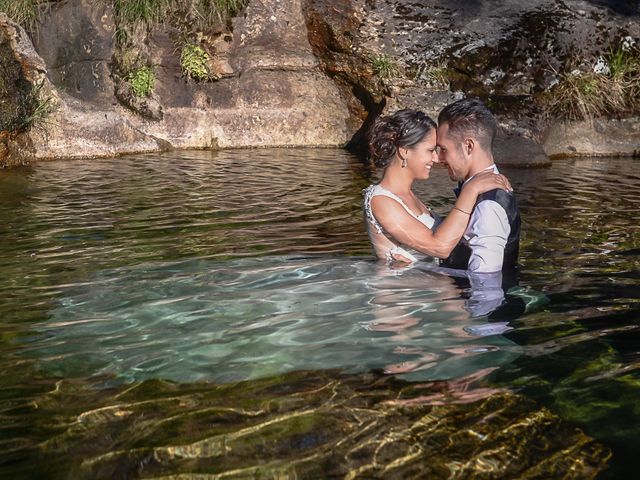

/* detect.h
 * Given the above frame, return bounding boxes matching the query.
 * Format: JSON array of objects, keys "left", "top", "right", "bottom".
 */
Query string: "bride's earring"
[{"left": 399, "top": 149, "right": 407, "bottom": 168}]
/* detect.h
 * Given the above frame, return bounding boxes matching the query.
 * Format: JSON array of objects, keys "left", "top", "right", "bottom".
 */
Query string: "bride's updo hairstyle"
[{"left": 368, "top": 109, "right": 437, "bottom": 169}]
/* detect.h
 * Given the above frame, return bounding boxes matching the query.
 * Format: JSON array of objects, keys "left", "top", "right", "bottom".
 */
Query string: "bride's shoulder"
[{"left": 363, "top": 183, "right": 390, "bottom": 197}]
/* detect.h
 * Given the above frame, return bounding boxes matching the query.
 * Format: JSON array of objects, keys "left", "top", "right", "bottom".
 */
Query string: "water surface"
[{"left": 0, "top": 149, "right": 638, "bottom": 478}]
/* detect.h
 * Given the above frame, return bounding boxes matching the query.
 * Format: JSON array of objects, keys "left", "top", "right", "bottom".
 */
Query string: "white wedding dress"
[{"left": 363, "top": 184, "right": 440, "bottom": 264}]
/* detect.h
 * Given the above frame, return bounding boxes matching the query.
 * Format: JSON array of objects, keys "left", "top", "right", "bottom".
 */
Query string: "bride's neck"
[{"left": 380, "top": 165, "right": 414, "bottom": 194}]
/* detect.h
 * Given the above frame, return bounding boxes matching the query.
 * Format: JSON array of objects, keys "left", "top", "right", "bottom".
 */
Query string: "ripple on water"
[{"left": 22, "top": 256, "right": 520, "bottom": 384}]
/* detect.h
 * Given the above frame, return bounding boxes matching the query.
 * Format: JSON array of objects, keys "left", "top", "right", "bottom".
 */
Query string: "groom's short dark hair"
[{"left": 438, "top": 98, "right": 497, "bottom": 151}]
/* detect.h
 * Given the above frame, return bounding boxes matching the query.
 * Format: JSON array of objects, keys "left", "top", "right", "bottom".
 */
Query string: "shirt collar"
[{"left": 462, "top": 164, "right": 499, "bottom": 186}]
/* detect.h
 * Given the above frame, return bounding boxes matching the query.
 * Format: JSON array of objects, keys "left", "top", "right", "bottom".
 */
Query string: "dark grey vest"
[{"left": 441, "top": 188, "right": 521, "bottom": 271}]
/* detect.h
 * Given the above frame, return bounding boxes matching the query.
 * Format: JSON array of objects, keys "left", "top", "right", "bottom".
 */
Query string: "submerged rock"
[{"left": 3, "top": 370, "right": 611, "bottom": 479}]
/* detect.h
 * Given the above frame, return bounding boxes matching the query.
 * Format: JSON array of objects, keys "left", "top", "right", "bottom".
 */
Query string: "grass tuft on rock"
[
  {"left": 370, "top": 53, "right": 398, "bottom": 82},
  {"left": 413, "top": 63, "right": 451, "bottom": 89},
  {"left": 0, "top": 0, "right": 45, "bottom": 31},
  {"left": 1, "top": 36, "right": 56, "bottom": 132},
  {"left": 545, "top": 39, "right": 640, "bottom": 120},
  {"left": 113, "top": 0, "right": 248, "bottom": 33},
  {"left": 20, "top": 80, "right": 57, "bottom": 130},
  {"left": 180, "top": 42, "right": 214, "bottom": 81},
  {"left": 197, "top": 0, "right": 248, "bottom": 24},
  {"left": 127, "top": 66, "right": 155, "bottom": 97},
  {"left": 113, "top": 0, "right": 167, "bottom": 26},
  {"left": 0, "top": 79, "right": 56, "bottom": 132}
]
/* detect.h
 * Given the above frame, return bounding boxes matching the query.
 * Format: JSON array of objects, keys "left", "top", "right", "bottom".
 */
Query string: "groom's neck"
[{"left": 465, "top": 151, "right": 495, "bottom": 180}]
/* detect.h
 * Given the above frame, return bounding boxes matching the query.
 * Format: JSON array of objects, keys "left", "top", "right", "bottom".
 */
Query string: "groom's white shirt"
[{"left": 460, "top": 165, "right": 511, "bottom": 273}]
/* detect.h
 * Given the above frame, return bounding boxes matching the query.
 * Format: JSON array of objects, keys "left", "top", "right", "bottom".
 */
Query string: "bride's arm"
[
  {"left": 372, "top": 195, "right": 474, "bottom": 258},
  {"left": 372, "top": 172, "right": 511, "bottom": 258}
]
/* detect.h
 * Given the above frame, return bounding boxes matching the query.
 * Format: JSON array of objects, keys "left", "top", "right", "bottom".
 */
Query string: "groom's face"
[{"left": 437, "top": 122, "right": 468, "bottom": 181}]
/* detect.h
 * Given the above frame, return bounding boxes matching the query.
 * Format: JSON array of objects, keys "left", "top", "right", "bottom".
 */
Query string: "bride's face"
[{"left": 405, "top": 130, "right": 439, "bottom": 180}]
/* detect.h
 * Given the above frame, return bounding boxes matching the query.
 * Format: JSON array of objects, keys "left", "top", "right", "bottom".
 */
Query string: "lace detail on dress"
[
  {"left": 363, "top": 185, "right": 384, "bottom": 234},
  {"left": 364, "top": 184, "right": 436, "bottom": 230}
]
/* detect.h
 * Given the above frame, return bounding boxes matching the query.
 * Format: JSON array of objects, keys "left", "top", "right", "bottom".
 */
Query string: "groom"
[{"left": 436, "top": 98, "right": 520, "bottom": 273}]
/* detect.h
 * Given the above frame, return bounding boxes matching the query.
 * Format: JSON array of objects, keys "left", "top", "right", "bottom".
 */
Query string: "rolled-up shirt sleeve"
[{"left": 465, "top": 200, "right": 510, "bottom": 273}]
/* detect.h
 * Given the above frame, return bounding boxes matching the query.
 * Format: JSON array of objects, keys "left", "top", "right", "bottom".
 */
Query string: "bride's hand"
[
  {"left": 391, "top": 252, "right": 413, "bottom": 264},
  {"left": 467, "top": 171, "right": 512, "bottom": 195}
]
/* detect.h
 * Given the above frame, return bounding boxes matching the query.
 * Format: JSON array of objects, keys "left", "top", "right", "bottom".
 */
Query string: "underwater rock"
[{"left": 6, "top": 371, "right": 610, "bottom": 479}]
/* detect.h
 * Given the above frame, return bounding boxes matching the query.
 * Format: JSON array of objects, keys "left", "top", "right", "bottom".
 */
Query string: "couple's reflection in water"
[{"left": 364, "top": 260, "right": 541, "bottom": 404}]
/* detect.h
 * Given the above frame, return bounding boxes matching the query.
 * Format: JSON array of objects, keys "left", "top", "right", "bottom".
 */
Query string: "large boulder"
[
  {"left": 1, "top": 0, "right": 352, "bottom": 165},
  {"left": 303, "top": 0, "right": 640, "bottom": 163},
  {"left": 141, "top": 0, "right": 351, "bottom": 148},
  {"left": 543, "top": 117, "right": 640, "bottom": 158}
]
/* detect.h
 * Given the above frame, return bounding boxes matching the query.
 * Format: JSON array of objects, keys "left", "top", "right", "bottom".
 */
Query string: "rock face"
[
  {"left": 0, "top": 12, "right": 48, "bottom": 166},
  {"left": 7, "top": 371, "right": 612, "bottom": 479},
  {"left": 1, "top": 0, "right": 351, "bottom": 166},
  {"left": 0, "top": 8, "right": 173, "bottom": 166},
  {"left": 302, "top": 0, "right": 640, "bottom": 165},
  {"left": 32, "top": 0, "right": 117, "bottom": 108},
  {"left": 351, "top": 0, "right": 639, "bottom": 106},
  {"left": 142, "top": 0, "right": 350, "bottom": 149},
  {"left": 303, "top": 0, "right": 390, "bottom": 147},
  {"left": 543, "top": 117, "right": 640, "bottom": 158},
  {"left": 1, "top": 0, "right": 639, "bottom": 166}
]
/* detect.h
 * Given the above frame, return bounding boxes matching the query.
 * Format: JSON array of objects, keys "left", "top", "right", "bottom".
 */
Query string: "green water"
[{"left": 0, "top": 149, "right": 638, "bottom": 478}]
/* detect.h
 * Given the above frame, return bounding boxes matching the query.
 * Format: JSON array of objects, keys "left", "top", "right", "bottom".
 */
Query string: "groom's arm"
[{"left": 466, "top": 200, "right": 510, "bottom": 273}]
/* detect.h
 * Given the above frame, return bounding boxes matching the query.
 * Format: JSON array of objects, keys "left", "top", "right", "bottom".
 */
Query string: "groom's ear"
[{"left": 464, "top": 138, "right": 474, "bottom": 155}]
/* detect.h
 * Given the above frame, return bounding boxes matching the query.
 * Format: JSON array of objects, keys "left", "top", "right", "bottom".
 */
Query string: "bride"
[{"left": 364, "top": 109, "right": 511, "bottom": 264}]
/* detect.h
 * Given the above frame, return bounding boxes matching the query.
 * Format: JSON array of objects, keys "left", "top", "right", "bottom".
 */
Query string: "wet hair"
[
  {"left": 437, "top": 98, "right": 497, "bottom": 151},
  {"left": 368, "top": 109, "right": 437, "bottom": 169}
]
